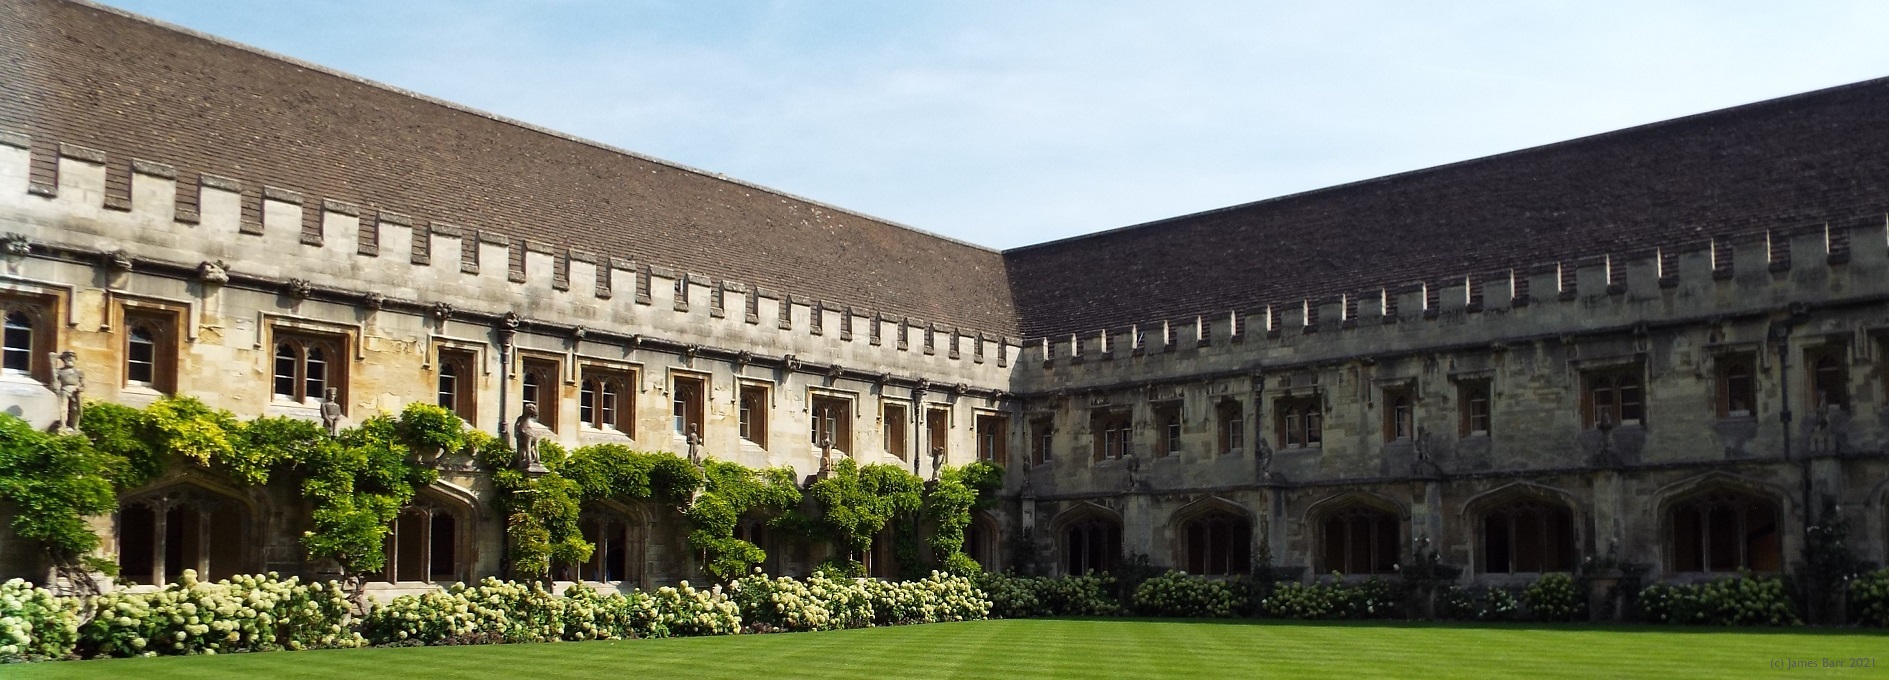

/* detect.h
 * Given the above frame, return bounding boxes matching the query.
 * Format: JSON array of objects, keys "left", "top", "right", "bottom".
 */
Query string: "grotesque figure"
[{"left": 514, "top": 402, "right": 550, "bottom": 474}]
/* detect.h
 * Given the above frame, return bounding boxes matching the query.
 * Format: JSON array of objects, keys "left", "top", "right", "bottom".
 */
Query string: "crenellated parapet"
[
  {"left": 0, "top": 129, "right": 1021, "bottom": 394},
  {"left": 1018, "top": 215, "right": 1889, "bottom": 394}
]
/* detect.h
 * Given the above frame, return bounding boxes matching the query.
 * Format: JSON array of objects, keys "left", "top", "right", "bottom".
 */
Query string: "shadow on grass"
[{"left": 1018, "top": 616, "right": 1889, "bottom": 636}]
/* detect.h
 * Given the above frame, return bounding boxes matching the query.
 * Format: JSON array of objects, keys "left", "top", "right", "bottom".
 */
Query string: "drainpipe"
[
  {"left": 1769, "top": 307, "right": 1813, "bottom": 561},
  {"left": 496, "top": 312, "right": 519, "bottom": 578}
]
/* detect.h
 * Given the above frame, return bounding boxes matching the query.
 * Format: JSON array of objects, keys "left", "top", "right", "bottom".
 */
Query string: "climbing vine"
[
  {"left": 0, "top": 415, "right": 121, "bottom": 578},
  {"left": 807, "top": 460, "right": 924, "bottom": 576},
  {"left": 925, "top": 461, "right": 1005, "bottom": 576},
  {"left": 491, "top": 443, "right": 800, "bottom": 583}
]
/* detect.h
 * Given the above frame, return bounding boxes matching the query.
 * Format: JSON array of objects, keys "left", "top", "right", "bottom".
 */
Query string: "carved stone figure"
[
  {"left": 1254, "top": 436, "right": 1275, "bottom": 481},
  {"left": 52, "top": 350, "right": 84, "bottom": 433},
  {"left": 929, "top": 445, "right": 944, "bottom": 481},
  {"left": 687, "top": 423, "right": 703, "bottom": 466},
  {"left": 1124, "top": 451, "right": 1142, "bottom": 490},
  {"left": 513, "top": 402, "right": 550, "bottom": 474},
  {"left": 819, "top": 434, "right": 835, "bottom": 475},
  {"left": 319, "top": 387, "right": 343, "bottom": 436},
  {"left": 196, "top": 260, "right": 229, "bottom": 284}
]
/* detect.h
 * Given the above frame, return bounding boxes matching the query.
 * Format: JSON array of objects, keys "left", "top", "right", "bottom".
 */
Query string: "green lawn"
[{"left": 9, "top": 619, "right": 1884, "bottom": 679}]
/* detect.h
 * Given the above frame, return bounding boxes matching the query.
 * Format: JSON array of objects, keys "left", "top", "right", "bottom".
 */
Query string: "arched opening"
[
  {"left": 1479, "top": 497, "right": 1576, "bottom": 574},
  {"left": 1315, "top": 500, "right": 1400, "bottom": 575},
  {"left": 1180, "top": 509, "right": 1252, "bottom": 576},
  {"left": 733, "top": 518, "right": 780, "bottom": 577},
  {"left": 373, "top": 491, "right": 470, "bottom": 583},
  {"left": 117, "top": 485, "right": 253, "bottom": 585},
  {"left": 580, "top": 506, "right": 648, "bottom": 586},
  {"left": 962, "top": 511, "right": 1000, "bottom": 571},
  {"left": 1668, "top": 488, "right": 1782, "bottom": 573},
  {"left": 1057, "top": 508, "right": 1122, "bottom": 575}
]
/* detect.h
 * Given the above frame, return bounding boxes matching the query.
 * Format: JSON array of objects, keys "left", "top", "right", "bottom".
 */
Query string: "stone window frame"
[
  {"left": 577, "top": 503, "right": 649, "bottom": 588},
  {"left": 1453, "top": 376, "right": 1493, "bottom": 437},
  {"left": 1711, "top": 349, "right": 1759, "bottom": 419},
  {"left": 117, "top": 481, "right": 256, "bottom": 587},
  {"left": 1028, "top": 414, "right": 1054, "bottom": 466},
  {"left": 881, "top": 398, "right": 911, "bottom": 461},
  {"left": 1802, "top": 340, "right": 1850, "bottom": 411},
  {"left": 269, "top": 325, "right": 350, "bottom": 410},
  {"left": 116, "top": 298, "right": 186, "bottom": 395},
  {"left": 1214, "top": 398, "right": 1244, "bottom": 456},
  {"left": 518, "top": 353, "right": 564, "bottom": 433},
  {"left": 1477, "top": 497, "right": 1578, "bottom": 575},
  {"left": 1151, "top": 400, "right": 1183, "bottom": 458},
  {"left": 1378, "top": 380, "right": 1416, "bottom": 443},
  {"left": 0, "top": 288, "right": 61, "bottom": 384},
  {"left": 1314, "top": 501, "right": 1401, "bottom": 575},
  {"left": 1175, "top": 505, "right": 1253, "bottom": 576},
  {"left": 1577, "top": 358, "right": 1646, "bottom": 429},
  {"left": 669, "top": 369, "right": 710, "bottom": 442},
  {"left": 1273, "top": 391, "right": 1324, "bottom": 450},
  {"left": 924, "top": 403, "right": 952, "bottom": 462},
  {"left": 808, "top": 389, "right": 856, "bottom": 455},
  {"left": 1089, "top": 407, "right": 1132, "bottom": 462},
  {"left": 578, "top": 362, "right": 638, "bottom": 437},
  {"left": 973, "top": 410, "right": 1009, "bottom": 466},
  {"left": 737, "top": 380, "right": 772, "bottom": 450}
]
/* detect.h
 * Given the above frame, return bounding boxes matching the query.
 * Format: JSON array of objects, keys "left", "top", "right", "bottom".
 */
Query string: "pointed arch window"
[
  {"left": 1480, "top": 498, "right": 1576, "bottom": 574},
  {"left": 0, "top": 295, "right": 54, "bottom": 382},
  {"left": 1668, "top": 490, "right": 1781, "bottom": 573},
  {"left": 1062, "top": 514, "right": 1122, "bottom": 575}
]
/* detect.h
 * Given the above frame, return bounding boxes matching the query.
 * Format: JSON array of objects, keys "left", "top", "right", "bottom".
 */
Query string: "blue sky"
[{"left": 100, "top": 1, "right": 1889, "bottom": 249}]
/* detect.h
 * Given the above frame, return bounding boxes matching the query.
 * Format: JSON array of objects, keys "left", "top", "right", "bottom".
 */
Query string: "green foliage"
[
  {"left": 1637, "top": 573, "right": 1801, "bottom": 626},
  {"left": 808, "top": 460, "right": 923, "bottom": 574},
  {"left": 925, "top": 465, "right": 984, "bottom": 577},
  {"left": 0, "top": 415, "right": 120, "bottom": 565},
  {"left": 1849, "top": 568, "right": 1889, "bottom": 626},
  {"left": 76, "top": 402, "right": 161, "bottom": 487},
  {"left": 144, "top": 397, "right": 246, "bottom": 479},
  {"left": 1259, "top": 576, "right": 1402, "bottom": 620},
  {"left": 1521, "top": 573, "right": 1586, "bottom": 622},
  {"left": 1131, "top": 571, "right": 1247, "bottom": 617},
  {"left": 297, "top": 412, "right": 443, "bottom": 576},
  {"left": 393, "top": 403, "right": 470, "bottom": 457},
  {"left": 730, "top": 570, "right": 988, "bottom": 632},
  {"left": 975, "top": 572, "right": 1120, "bottom": 618}
]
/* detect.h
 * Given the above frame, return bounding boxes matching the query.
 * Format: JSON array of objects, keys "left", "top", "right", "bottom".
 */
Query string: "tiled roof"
[
  {"left": 1006, "top": 76, "right": 1889, "bottom": 338},
  {"left": 0, "top": 0, "right": 1019, "bottom": 336}
]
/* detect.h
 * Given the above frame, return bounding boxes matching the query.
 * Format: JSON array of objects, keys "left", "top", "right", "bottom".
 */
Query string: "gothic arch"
[
  {"left": 116, "top": 477, "right": 262, "bottom": 586},
  {"left": 379, "top": 484, "right": 478, "bottom": 584},
  {"left": 962, "top": 510, "right": 1002, "bottom": 571},
  {"left": 1302, "top": 490, "right": 1405, "bottom": 576},
  {"left": 1167, "top": 496, "right": 1254, "bottom": 576},
  {"left": 578, "top": 498, "right": 654, "bottom": 587},
  {"left": 1653, "top": 472, "right": 1788, "bottom": 575},
  {"left": 1051, "top": 502, "right": 1123, "bottom": 576},
  {"left": 1460, "top": 482, "right": 1582, "bottom": 575}
]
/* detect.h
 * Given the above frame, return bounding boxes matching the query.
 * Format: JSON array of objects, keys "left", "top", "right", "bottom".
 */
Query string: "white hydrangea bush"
[
  {"left": 731, "top": 570, "right": 987, "bottom": 632},
  {"left": 647, "top": 581, "right": 742, "bottom": 637},
  {"left": 80, "top": 570, "right": 361, "bottom": 657},
  {"left": 1131, "top": 571, "right": 1245, "bottom": 618},
  {"left": 1, "top": 578, "right": 81, "bottom": 662}
]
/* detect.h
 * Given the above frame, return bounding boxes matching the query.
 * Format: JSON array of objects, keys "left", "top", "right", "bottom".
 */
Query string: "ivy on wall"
[{"left": 2, "top": 396, "right": 1012, "bottom": 595}]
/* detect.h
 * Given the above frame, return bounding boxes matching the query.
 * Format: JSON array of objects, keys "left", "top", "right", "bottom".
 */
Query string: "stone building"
[{"left": 1, "top": 0, "right": 1886, "bottom": 599}]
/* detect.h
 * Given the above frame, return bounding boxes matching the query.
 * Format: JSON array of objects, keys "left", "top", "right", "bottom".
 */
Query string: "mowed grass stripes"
[{"left": 9, "top": 618, "right": 1884, "bottom": 680}]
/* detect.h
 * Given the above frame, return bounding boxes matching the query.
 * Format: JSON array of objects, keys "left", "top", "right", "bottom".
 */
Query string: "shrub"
[
  {"left": 80, "top": 570, "right": 361, "bottom": 657},
  {"left": 1521, "top": 573, "right": 1585, "bottom": 622},
  {"left": 974, "top": 572, "right": 1119, "bottom": 618},
  {"left": 730, "top": 571, "right": 987, "bottom": 632},
  {"left": 0, "top": 579, "right": 80, "bottom": 662},
  {"left": 1130, "top": 571, "right": 1246, "bottom": 618},
  {"left": 1637, "top": 573, "right": 1801, "bottom": 626},
  {"left": 1260, "top": 576, "right": 1401, "bottom": 620},
  {"left": 1481, "top": 587, "right": 1520, "bottom": 621},
  {"left": 1851, "top": 568, "right": 1889, "bottom": 627}
]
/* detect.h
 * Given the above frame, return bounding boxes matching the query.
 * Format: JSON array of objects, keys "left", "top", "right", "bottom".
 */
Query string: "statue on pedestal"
[
  {"left": 514, "top": 402, "right": 550, "bottom": 475},
  {"left": 819, "top": 435, "right": 835, "bottom": 475},
  {"left": 687, "top": 423, "right": 703, "bottom": 467},
  {"left": 929, "top": 445, "right": 943, "bottom": 481},
  {"left": 52, "top": 350, "right": 83, "bottom": 433},
  {"left": 319, "top": 387, "right": 343, "bottom": 436}
]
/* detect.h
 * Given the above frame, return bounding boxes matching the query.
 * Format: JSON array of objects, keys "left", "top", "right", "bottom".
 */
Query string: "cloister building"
[{"left": 2, "top": 0, "right": 1887, "bottom": 595}]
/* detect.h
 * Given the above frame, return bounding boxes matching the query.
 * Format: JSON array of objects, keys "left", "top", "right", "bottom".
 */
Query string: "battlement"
[
  {"left": 0, "top": 129, "right": 1019, "bottom": 387},
  {"left": 1020, "top": 211, "right": 1889, "bottom": 389}
]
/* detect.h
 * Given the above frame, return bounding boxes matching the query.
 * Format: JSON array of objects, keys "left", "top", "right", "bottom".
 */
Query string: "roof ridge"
[
  {"left": 60, "top": 0, "right": 999, "bottom": 255},
  {"left": 1004, "top": 74, "right": 1889, "bottom": 254}
]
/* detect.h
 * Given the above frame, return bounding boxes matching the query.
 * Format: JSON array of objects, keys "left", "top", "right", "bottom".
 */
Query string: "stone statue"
[
  {"left": 929, "top": 445, "right": 943, "bottom": 481},
  {"left": 1809, "top": 393, "right": 1836, "bottom": 454},
  {"left": 819, "top": 434, "right": 835, "bottom": 475},
  {"left": 687, "top": 423, "right": 703, "bottom": 466},
  {"left": 319, "top": 387, "right": 343, "bottom": 436},
  {"left": 52, "top": 350, "right": 83, "bottom": 433},
  {"left": 1254, "top": 436, "right": 1274, "bottom": 481},
  {"left": 513, "top": 402, "right": 550, "bottom": 474},
  {"left": 1124, "top": 451, "right": 1141, "bottom": 491},
  {"left": 196, "top": 260, "right": 228, "bottom": 284}
]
